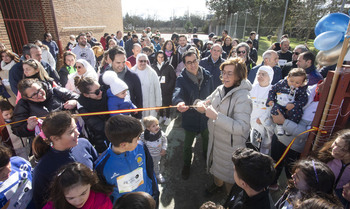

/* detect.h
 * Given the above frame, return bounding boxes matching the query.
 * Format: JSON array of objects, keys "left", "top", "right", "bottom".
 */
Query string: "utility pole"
[
  {"left": 279, "top": 0, "right": 289, "bottom": 39},
  {"left": 243, "top": 10, "right": 248, "bottom": 40},
  {"left": 257, "top": 4, "right": 262, "bottom": 35},
  {"left": 233, "top": 12, "right": 238, "bottom": 38}
]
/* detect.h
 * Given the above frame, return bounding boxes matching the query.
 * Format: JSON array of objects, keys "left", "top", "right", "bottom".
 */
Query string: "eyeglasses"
[
  {"left": 88, "top": 88, "right": 101, "bottom": 96},
  {"left": 237, "top": 51, "right": 246, "bottom": 54},
  {"left": 221, "top": 71, "right": 234, "bottom": 77},
  {"left": 27, "top": 87, "right": 43, "bottom": 99},
  {"left": 185, "top": 59, "right": 198, "bottom": 66},
  {"left": 139, "top": 60, "right": 147, "bottom": 63},
  {"left": 293, "top": 52, "right": 300, "bottom": 55}
]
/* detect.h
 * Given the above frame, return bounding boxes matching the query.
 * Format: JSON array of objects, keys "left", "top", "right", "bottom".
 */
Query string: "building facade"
[{"left": 0, "top": 0, "right": 123, "bottom": 55}]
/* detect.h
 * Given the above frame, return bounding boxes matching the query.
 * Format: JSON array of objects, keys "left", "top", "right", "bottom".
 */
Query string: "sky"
[{"left": 121, "top": 0, "right": 211, "bottom": 20}]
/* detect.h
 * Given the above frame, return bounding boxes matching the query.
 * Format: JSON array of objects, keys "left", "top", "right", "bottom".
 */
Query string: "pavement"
[{"left": 157, "top": 110, "right": 287, "bottom": 209}]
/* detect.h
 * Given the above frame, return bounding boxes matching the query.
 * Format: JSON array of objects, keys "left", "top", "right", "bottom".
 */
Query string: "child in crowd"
[
  {"left": 102, "top": 71, "right": 136, "bottom": 116},
  {"left": 113, "top": 192, "right": 156, "bottom": 209},
  {"left": 249, "top": 66, "right": 274, "bottom": 154},
  {"left": 318, "top": 129, "right": 350, "bottom": 207},
  {"left": 276, "top": 159, "right": 342, "bottom": 209},
  {"left": 224, "top": 148, "right": 276, "bottom": 209},
  {"left": 0, "top": 145, "right": 33, "bottom": 209},
  {"left": 0, "top": 100, "right": 30, "bottom": 159},
  {"left": 43, "top": 162, "right": 113, "bottom": 209},
  {"left": 141, "top": 116, "right": 167, "bottom": 183},
  {"left": 267, "top": 68, "right": 308, "bottom": 135},
  {"left": 95, "top": 115, "right": 159, "bottom": 204},
  {"left": 32, "top": 111, "right": 98, "bottom": 209}
]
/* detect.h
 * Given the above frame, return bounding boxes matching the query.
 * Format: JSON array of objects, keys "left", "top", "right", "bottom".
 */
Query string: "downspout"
[{"left": 49, "top": 0, "right": 62, "bottom": 58}]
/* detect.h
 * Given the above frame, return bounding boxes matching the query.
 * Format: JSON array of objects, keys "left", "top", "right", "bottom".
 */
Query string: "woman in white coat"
[
  {"left": 65, "top": 59, "right": 98, "bottom": 94},
  {"left": 131, "top": 53, "right": 162, "bottom": 117},
  {"left": 196, "top": 58, "right": 252, "bottom": 195}
]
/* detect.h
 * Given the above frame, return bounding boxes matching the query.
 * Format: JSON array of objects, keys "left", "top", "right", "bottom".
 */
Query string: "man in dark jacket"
[
  {"left": 173, "top": 50, "right": 214, "bottom": 180},
  {"left": 125, "top": 34, "right": 141, "bottom": 58},
  {"left": 281, "top": 44, "right": 308, "bottom": 78},
  {"left": 42, "top": 32, "right": 59, "bottom": 61},
  {"left": 9, "top": 44, "right": 60, "bottom": 95},
  {"left": 100, "top": 46, "right": 143, "bottom": 119},
  {"left": 199, "top": 43, "right": 225, "bottom": 89},
  {"left": 297, "top": 51, "right": 323, "bottom": 86},
  {"left": 248, "top": 50, "right": 282, "bottom": 85}
]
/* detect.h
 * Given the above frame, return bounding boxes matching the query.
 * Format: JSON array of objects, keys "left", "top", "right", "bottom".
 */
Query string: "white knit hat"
[
  {"left": 102, "top": 71, "right": 128, "bottom": 95},
  {"left": 257, "top": 65, "right": 274, "bottom": 85}
]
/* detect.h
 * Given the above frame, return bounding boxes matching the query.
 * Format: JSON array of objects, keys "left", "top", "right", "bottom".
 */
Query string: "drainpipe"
[{"left": 49, "top": 0, "right": 62, "bottom": 58}]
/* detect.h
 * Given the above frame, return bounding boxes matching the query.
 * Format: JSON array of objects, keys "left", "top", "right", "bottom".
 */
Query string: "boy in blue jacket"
[{"left": 95, "top": 115, "right": 159, "bottom": 204}]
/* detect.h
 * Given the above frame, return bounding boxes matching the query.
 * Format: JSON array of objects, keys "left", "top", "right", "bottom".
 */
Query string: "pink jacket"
[{"left": 43, "top": 190, "right": 112, "bottom": 209}]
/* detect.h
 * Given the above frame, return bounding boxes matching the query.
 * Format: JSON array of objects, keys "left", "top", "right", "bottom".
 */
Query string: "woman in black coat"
[
  {"left": 75, "top": 76, "right": 109, "bottom": 153},
  {"left": 12, "top": 79, "right": 79, "bottom": 138},
  {"left": 151, "top": 50, "right": 176, "bottom": 125}
]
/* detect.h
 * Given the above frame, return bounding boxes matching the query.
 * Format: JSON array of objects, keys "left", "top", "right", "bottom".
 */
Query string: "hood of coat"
[{"left": 222, "top": 79, "right": 252, "bottom": 95}]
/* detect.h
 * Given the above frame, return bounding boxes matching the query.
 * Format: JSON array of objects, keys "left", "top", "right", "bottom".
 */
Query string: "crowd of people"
[{"left": 0, "top": 27, "right": 348, "bottom": 209}]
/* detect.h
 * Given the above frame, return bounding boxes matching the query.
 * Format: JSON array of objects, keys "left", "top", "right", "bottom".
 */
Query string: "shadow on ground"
[{"left": 158, "top": 112, "right": 286, "bottom": 209}]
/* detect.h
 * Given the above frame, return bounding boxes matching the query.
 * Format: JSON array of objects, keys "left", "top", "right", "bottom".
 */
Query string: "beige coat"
[{"left": 206, "top": 79, "right": 252, "bottom": 184}]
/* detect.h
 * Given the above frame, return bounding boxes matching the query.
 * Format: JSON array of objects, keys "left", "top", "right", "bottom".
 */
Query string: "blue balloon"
[
  {"left": 314, "top": 31, "right": 344, "bottom": 51},
  {"left": 315, "top": 13, "right": 350, "bottom": 36}
]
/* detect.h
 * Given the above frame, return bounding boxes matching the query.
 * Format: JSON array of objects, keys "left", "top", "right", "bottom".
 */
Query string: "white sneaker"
[
  {"left": 285, "top": 131, "right": 291, "bottom": 136},
  {"left": 156, "top": 174, "right": 165, "bottom": 183},
  {"left": 164, "top": 118, "right": 172, "bottom": 126},
  {"left": 159, "top": 117, "right": 165, "bottom": 124},
  {"left": 276, "top": 125, "right": 284, "bottom": 136}
]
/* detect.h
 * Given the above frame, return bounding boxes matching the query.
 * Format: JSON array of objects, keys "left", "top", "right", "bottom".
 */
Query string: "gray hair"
[
  {"left": 211, "top": 43, "right": 222, "bottom": 50},
  {"left": 294, "top": 44, "right": 308, "bottom": 53},
  {"left": 262, "top": 50, "right": 277, "bottom": 60}
]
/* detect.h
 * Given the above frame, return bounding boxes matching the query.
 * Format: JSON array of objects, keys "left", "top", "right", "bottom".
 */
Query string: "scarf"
[
  {"left": 165, "top": 50, "right": 173, "bottom": 58},
  {"left": 224, "top": 85, "right": 235, "bottom": 96},
  {"left": 157, "top": 62, "right": 164, "bottom": 70},
  {"left": 178, "top": 45, "right": 188, "bottom": 54},
  {"left": 117, "top": 68, "right": 127, "bottom": 80},
  {"left": 185, "top": 67, "right": 203, "bottom": 87},
  {"left": 143, "top": 129, "right": 162, "bottom": 142},
  {"left": 78, "top": 90, "right": 108, "bottom": 113},
  {"left": 1, "top": 60, "right": 16, "bottom": 71}
]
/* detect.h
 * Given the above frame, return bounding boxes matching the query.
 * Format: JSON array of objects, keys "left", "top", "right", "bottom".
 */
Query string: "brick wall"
[
  {"left": 0, "top": 0, "right": 122, "bottom": 55},
  {"left": 52, "top": 0, "right": 123, "bottom": 50},
  {"left": 0, "top": 10, "right": 11, "bottom": 50}
]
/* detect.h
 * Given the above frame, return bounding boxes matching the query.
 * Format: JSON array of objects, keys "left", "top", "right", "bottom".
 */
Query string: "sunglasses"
[
  {"left": 139, "top": 60, "right": 147, "bottom": 63},
  {"left": 27, "top": 87, "right": 43, "bottom": 99},
  {"left": 88, "top": 88, "right": 101, "bottom": 96},
  {"left": 293, "top": 52, "right": 300, "bottom": 55},
  {"left": 237, "top": 51, "right": 246, "bottom": 54}
]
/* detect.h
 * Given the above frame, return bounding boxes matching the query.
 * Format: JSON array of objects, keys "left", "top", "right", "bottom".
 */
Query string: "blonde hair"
[
  {"left": 142, "top": 116, "right": 158, "bottom": 128},
  {"left": 22, "top": 59, "right": 52, "bottom": 82}
]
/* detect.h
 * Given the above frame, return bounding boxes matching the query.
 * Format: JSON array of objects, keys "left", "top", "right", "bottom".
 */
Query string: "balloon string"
[{"left": 274, "top": 127, "right": 327, "bottom": 168}]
